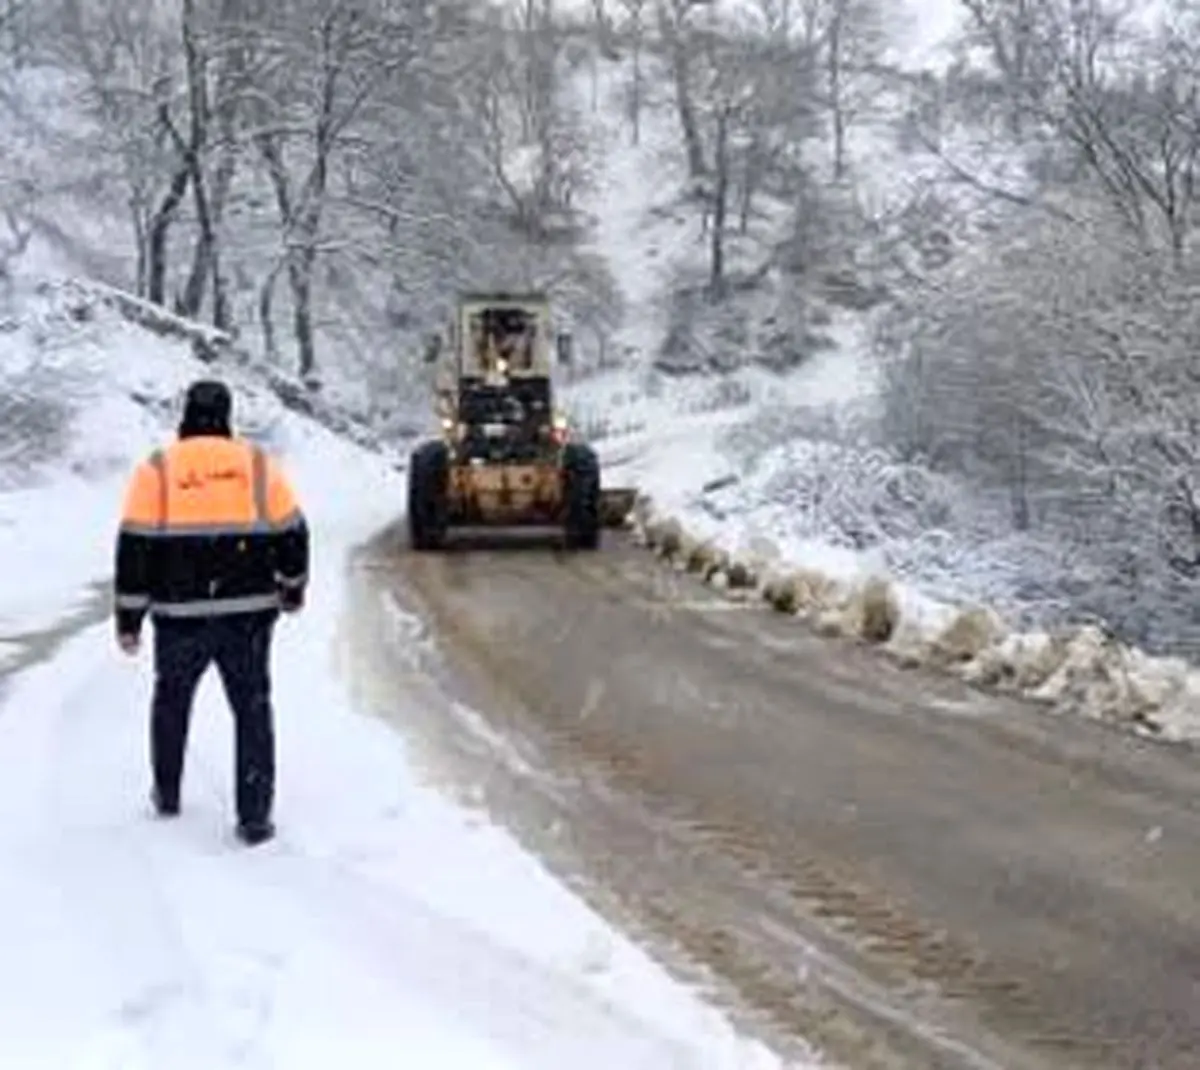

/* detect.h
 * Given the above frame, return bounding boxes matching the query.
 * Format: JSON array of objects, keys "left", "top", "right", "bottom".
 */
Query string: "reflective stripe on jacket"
[{"left": 114, "top": 435, "right": 309, "bottom": 625}]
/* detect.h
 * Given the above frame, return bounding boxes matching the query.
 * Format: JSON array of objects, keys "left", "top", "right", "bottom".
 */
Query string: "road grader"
[{"left": 406, "top": 290, "right": 636, "bottom": 550}]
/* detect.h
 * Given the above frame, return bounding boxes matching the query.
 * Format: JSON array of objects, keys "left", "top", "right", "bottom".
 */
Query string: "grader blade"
[{"left": 600, "top": 487, "right": 638, "bottom": 527}]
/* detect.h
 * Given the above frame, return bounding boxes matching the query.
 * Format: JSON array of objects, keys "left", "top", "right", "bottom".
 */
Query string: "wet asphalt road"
[{"left": 342, "top": 523, "right": 1200, "bottom": 1070}]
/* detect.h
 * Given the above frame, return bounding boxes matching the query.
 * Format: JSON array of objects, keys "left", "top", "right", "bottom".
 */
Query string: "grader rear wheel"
[
  {"left": 563, "top": 442, "right": 600, "bottom": 550},
  {"left": 407, "top": 440, "right": 449, "bottom": 551}
]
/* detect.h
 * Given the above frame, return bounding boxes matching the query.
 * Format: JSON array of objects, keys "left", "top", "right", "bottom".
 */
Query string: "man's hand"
[
  {"left": 275, "top": 569, "right": 306, "bottom": 616},
  {"left": 117, "top": 632, "right": 140, "bottom": 655}
]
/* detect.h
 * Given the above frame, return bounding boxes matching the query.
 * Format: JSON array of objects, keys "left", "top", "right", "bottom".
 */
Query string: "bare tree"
[
  {"left": 684, "top": 5, "right": 818, "bottom": 295},
  {"left": 954, "top": 0, "right": 1200, "bottom": 262},
  {"left": 616, "top": 0, "right": 647, "bottom": 143},
  {"left": 881, "top": 188, "right": 1200, "bottom": 649},
  {"left": 48, "top": 0, "right": 197, "bottom": 302},
  {"left": 655, "top": 0, "right": 708, "bottom": 177},
  {"left": 796, "top": 0, "right": 890, "bottom": 178},
  {"left": 171, "top": 0, "right": 263, "bottom": 331},
  {"left": 467, "top": 0, "right": 588, "bottom": 240},
  {"left": 692, "top": 25, "right": 759, "bottom": 298},
  {"left": 732, "top": 0, "right": 819, "bottom": 228},
  {"left": 162, "top": 0, "right": 217, "bottom": 324},
  {"left": 11, "top": 0, "right": 618, "bottom": 414},
  {"left": 248, "top": 0, "right": 424, "bottom": 382}
]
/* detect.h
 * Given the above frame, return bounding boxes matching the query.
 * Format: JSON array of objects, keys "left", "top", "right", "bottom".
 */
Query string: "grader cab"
[{"left": 406, "top": 291, "right": 634, "bottom": 550}]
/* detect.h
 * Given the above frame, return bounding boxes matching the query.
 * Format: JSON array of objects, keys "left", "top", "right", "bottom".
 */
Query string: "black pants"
[{"left": 150, "top": 611, "right": 277, "bottom": 825}]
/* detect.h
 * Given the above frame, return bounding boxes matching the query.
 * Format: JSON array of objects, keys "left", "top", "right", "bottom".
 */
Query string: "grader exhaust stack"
[{"left": 406, "top": 290, "right": 637, "bottom": 549}]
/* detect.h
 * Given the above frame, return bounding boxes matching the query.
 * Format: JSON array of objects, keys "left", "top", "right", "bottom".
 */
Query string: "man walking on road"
[{"left": 113, "top": 379, "right": 309, "bottom": 846}]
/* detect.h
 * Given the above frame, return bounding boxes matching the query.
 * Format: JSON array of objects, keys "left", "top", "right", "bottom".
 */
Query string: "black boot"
[
  {"left": 150, "top": 785, "right": 180, "bottom": 817},
  {"left": 236, "top": 818, "right": 275, "bottom": 846}
]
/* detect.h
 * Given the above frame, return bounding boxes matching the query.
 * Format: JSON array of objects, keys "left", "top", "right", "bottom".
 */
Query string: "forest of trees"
[
  {"left": 0, "top": 0, "right": 899, "bottom": 389},
  {"left": 0, "top": 0, "right": 618, "bottom": 408}
]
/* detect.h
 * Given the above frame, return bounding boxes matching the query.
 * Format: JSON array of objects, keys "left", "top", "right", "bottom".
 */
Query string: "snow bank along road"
[{"left": 347, "top": 523, "right": 1200, "bottom": 1070}]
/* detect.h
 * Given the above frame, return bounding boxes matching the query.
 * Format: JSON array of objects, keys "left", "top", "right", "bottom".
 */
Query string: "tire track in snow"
[{"left": 230, "top": 843, "right": 725, "bottom": 1070}]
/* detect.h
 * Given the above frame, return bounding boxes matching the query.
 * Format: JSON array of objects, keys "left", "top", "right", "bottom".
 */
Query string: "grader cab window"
[{"left": 468, "top": 307, "right": 537, "bottom": 374}]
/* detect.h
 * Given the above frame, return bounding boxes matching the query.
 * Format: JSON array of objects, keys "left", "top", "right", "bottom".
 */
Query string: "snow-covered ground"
[
  {"left": 0, "top": 280, "right": 819, "bottom": 1069},
  {"left": 575, "top": 50, "right": 693, "bottom": 367}
]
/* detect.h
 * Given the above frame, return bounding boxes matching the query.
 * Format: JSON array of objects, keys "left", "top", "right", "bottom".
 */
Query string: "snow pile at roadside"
[
  {"left": 626, "top": 490, "right": 1200, "bottom": 741},
  {"left": 704, "top": 417, "right": 1079, "bottom": 624}
]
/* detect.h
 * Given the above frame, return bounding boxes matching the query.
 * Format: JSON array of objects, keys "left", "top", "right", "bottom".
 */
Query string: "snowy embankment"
[
  {"left": 568, "top": 46, "right": 1200, "bottom": 745},
  {"left": 0, "top": 277, "right": 815, "bottom": 1070}
]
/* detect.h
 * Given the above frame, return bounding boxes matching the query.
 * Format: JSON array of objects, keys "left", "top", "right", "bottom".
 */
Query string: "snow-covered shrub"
[
  {"left": 712, "top": 435, "right": 962, "bottom": 551},
  {"left": 0, "top": 369, "right": 75, "bottom": 485},
  {"left": 691, "top": 376, "right": 753, "bottom": 413}
]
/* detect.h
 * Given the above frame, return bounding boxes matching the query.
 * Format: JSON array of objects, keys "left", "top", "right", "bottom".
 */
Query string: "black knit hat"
[{"left": 178, "top": 379, "right": 232, "bottom": 437}]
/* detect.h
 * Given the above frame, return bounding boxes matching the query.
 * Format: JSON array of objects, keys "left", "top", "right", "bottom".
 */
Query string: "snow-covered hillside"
[
  {"left": 559, "top": 39, "right": 1200, "bottom": 744},
  {"left": 0, "top": 280, "right": 816, "bottom": 1069}
]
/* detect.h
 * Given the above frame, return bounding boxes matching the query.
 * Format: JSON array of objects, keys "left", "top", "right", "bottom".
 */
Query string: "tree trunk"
[
  {"left": 175, "top": 0, "right": 212, "bottom": 321},
  {"left": 146, "top": 160, "right": 191, "bottom": 307},
  {"left": 178, "top": 197, "right": 214, "bottom": 319},
  {"left": 282, "top": 94, "right": 334, "bottom": 384},
  {"left": 258, "top": 124, "right": 321, "bottom": 379},
  {"left": 208, "top": 151, "right": 236, "bottom": 331},
  {"left": 256, "top": 132, "right": 293, "bottom": 366},
  {"left": 179, "top": 140, "right": 237, "bottom": 330},
  {"left": 259, "top": 259, "right": 282, "bottom": 361},
  {"left": 631, "top": 27, "right": 642, "bottom": 145},
  {"left": 828, "top": 5, "right": 846, "bottom": 179},
  {"left": 206, "top": 3, "right": 255, "bottom": 331},
  {"left": 661, "top": 8, "right": 705, "bottom": 177},
  {"left": 131, "top": 199, "right": 148, "bottom": 297},
  {"left": 288, "top": 246, "right": 317, "bottom": 382},
  {"left": 708, "top": 108, "right": 729, "bottom": 301}
]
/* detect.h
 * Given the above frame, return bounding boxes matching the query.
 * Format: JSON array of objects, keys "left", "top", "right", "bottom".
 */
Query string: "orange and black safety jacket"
[{"left": 114, "top": 434, "right": 309, "bottom": 634}]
